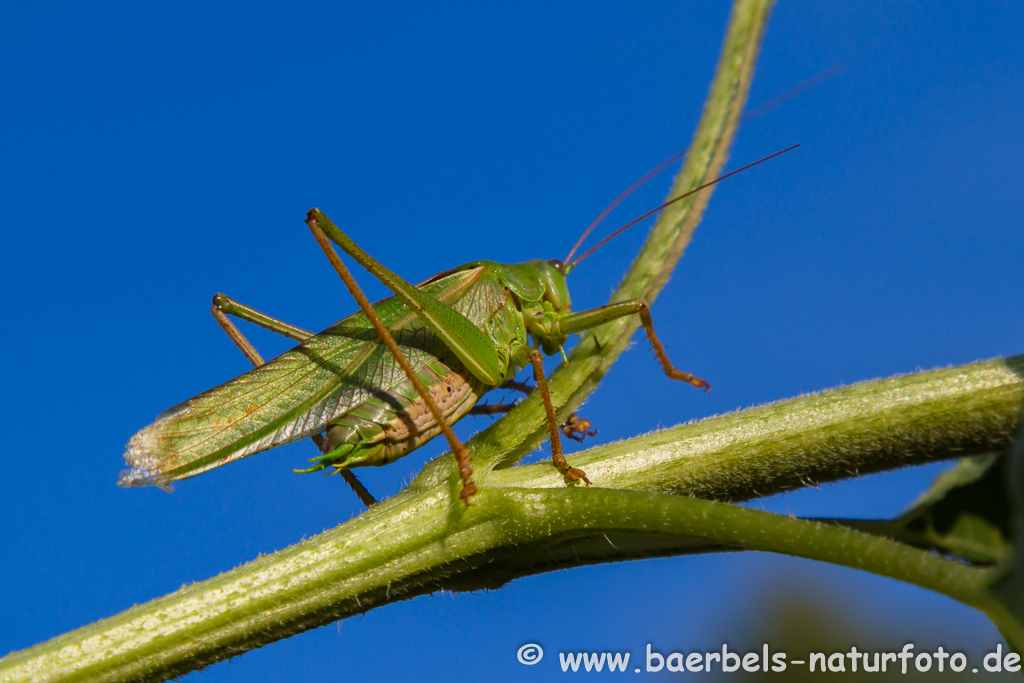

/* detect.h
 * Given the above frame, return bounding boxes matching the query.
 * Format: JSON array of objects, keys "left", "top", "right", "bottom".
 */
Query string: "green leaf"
[
  {"left": 990, "top": 416, "right": 1024, "bottom": 649},
  {"left": 839, "top": 454, "right": 1012, "bottom": 564}
]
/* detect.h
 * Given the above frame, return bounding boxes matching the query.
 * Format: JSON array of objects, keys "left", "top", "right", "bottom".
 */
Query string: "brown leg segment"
[
  {"left": 306, "top": 212, "right": 477, "bottom": 505},
  {"left": 468, "top": 402, "right": 516, "bottom": 416},
  {"left": 501, "top": 379, "right": 535, "bottom": 395},
  {"left": 636, "top": 303, "right": 710, "bottom": 392},
  {"left": 311, "top": 434, "right": 377, "bottom": 508},
  {"left": 528, "top": 350, "right": 590, "bottom": 485},
  {"left": 475, "top": 380, "right": 598, "bottom": 442},
  {"left": 557, "top": 299, "right": 710, "bottom": 392},
  {"left": 561, "top": 414, "right": 598, "bottom": 442},
  {"left": 210, "top": 301, "right": 266, "bottom": 367}
]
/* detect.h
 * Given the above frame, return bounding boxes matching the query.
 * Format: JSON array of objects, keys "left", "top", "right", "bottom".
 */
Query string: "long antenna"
[
  {"left": 565, "top": 69, "right": 836, "bottom": 265},
  {"left": 569, "top": 144, "right": 799, "bottom": 268},
  {"left": 741, "top": 64, "right": 844, "bottom": 123},
  {"left": 564, "top": 148, "right": 687, "bottom": 264}
]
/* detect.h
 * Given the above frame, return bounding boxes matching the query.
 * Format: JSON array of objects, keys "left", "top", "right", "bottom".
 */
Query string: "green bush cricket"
[{"left": 119, "top": 146, "right": 796, "bottom": 505}]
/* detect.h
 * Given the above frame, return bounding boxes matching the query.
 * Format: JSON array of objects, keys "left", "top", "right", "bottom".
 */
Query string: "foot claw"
[
  {"left": 560, "top": 413, "right": 598, "bottom": 442},
  {"left": 459, "top": 480, "right": 477, "bottom": 506},
  {"left": 668, "top": 370, "right": 711, "bottom": 392},
  {"left": 564, "top": 467, "right": 591, "bottom": 485},
  {"left": 557, "top": 462, "right": 598, "bottom": 489}
]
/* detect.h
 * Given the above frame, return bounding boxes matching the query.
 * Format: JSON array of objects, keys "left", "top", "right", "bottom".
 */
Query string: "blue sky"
[{"left": 2, "top": 2, "right": 1022, "bottom": 680}]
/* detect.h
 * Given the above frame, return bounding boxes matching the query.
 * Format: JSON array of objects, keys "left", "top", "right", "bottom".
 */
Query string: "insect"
[{"left": 119, "top": 147, "right": 796, "bottom": 504}]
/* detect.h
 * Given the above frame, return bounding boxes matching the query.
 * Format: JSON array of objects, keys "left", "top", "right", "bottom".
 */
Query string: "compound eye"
[{"left": 547, "top": 259, "right": 566, "bottom": 275}]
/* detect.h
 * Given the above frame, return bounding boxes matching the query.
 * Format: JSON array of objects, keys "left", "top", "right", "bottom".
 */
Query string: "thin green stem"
[
  {"left": 497, "top": 486, "right": 993, "bottom": 607},
  {"left": 452, "top": 0, "right": 775, "bottom": 478},
  {"left": 490, "top": 486, "right": 1024, "bottom": 651}
]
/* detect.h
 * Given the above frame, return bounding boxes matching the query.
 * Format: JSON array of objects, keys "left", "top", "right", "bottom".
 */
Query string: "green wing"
[{"left": 119, "top": 267, "right": 486, "bottom": 489}]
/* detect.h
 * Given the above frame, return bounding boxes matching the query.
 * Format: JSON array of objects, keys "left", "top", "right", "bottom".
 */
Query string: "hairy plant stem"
[
  {"left": 9, "top": 1, "right": 1022, "bottom": 680},
  {"left": 459, "top": 0, "right": 775, "bottom": 480},
  {"left": 2, "top": 356, "right": 1021, "bottom": 682}
]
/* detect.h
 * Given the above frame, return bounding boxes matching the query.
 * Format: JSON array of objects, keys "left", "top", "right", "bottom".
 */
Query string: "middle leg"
[{"left": 528, "top": 350, "right": 590, "bottom": 485}]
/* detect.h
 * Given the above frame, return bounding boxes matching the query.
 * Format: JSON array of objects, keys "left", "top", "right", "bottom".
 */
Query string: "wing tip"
[{"left": 118, "top": 430, "right": 174, "bottom": 492}]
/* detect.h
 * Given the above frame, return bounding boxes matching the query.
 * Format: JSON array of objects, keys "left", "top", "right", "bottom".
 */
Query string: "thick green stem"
[
  {"left": 492, "top": 355, "right": 1024, "bottom": 500},
  {"left": 2, "top": 357, "right": 1021, "bottom": 682}
]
